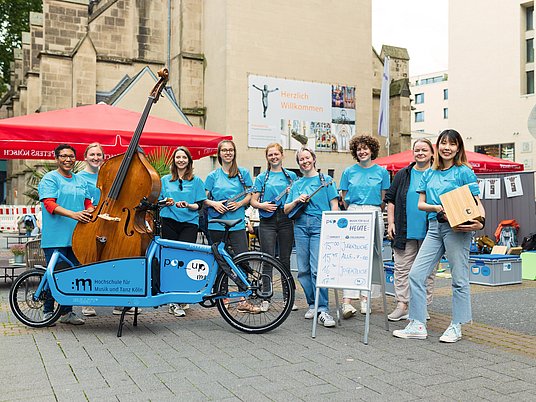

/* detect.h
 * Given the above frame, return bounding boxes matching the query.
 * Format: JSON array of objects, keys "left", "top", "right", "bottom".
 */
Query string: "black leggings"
[
  {"left": 161, "top": 218, "right": 198, "bottom": 243},
  {"left": 209, "top": 229, "right": 248, "bottom": 256}
]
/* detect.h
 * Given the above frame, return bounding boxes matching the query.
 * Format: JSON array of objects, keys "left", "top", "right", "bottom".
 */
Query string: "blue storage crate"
[
  {"left": 384, "top": 261, "right": 395, "bottom": 296},
  {"left": 469, "top": 255, "right": 522, "bottom": 286}
]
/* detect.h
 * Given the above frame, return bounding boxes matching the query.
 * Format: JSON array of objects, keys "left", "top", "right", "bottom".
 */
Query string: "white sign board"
[{"left": 316, "top": 211, "right": 375, "bottom": 291}]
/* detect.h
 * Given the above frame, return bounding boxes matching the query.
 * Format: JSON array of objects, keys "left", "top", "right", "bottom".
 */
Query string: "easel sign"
[
  {"left": 316, "top": 211, "right": 375, "bottom": 291},
  {"left": 312, "top": 210, "right": 388, "bottom": 344}
]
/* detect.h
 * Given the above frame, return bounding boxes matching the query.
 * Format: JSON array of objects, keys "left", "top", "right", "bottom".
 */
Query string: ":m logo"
[{"left": 75, "top": 278, "right": 92, "bottom": 291}]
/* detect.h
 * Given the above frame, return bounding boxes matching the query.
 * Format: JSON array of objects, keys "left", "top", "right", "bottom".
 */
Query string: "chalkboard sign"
[{"left": 316, "top": 211, "right": 376, "bottom": 291}]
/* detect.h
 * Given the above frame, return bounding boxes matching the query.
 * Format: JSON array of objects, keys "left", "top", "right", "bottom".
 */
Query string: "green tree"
[{"left": 0, "top": 0, "right": 42, "bottom": 94}]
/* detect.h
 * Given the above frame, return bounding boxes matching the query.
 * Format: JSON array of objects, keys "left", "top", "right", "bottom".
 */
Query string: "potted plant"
[{"left": 10, "top": 244, "right": 26, "bottom": 264}]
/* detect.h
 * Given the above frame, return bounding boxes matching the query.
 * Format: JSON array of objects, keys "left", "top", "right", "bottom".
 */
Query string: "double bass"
[{"left": 72, "top": 68, "right": 169, "bottom": 264}]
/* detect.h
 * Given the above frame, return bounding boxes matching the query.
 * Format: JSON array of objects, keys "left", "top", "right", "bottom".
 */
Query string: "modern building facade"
[
  {"left": 1, "top": 0, "right": 412, "bottom": 204},
  {"left": 410, "top": 71, "right": 449, "bottom": 141},
  {"left": 449, "top": 0, "right": 535, "bottom": 167}
]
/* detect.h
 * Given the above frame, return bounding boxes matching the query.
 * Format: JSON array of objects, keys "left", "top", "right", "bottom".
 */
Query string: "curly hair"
[{"left": 349, "top": 135, "right": 380, "bottom": 161}]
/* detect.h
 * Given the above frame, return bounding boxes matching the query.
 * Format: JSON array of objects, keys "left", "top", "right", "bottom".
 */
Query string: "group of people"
[{"left": 40, "top": 129, "right": 485, "bottom": 343}]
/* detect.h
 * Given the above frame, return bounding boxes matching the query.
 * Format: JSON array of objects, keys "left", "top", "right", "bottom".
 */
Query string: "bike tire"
[
  {"left": 215, "top": 252, "right": 295, "bottom": 334},
  {"left": 9, "top": 269, "right": 62, "bottom": 328}
]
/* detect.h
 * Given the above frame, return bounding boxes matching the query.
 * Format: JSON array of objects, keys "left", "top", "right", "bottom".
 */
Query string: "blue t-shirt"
[
  {"left": 253, "top": 169, "right": 298, "bottom": 206},
  {"left": 287, "top": 174, "right": 338, "bottom": 218},
  {"left": 417, "top": 164, "right": 480, "bottom": 221},
  {"left": 38, "top": 170, "right": 90, "bottom": 248},
  {"left": 406, "top": 168, "right": 427, "bottom": 240},
  {"left": 339, "top": 164, "right": 390, "bottom": 206},
  {"left": 205, "top": 167, "right": 253, "bottom": 231},
  {"left": 77, "top": 170, "right": 101, "bottom": 205},
  {"left": 160, "top": 175, "right": 206, "bottom": 226}
]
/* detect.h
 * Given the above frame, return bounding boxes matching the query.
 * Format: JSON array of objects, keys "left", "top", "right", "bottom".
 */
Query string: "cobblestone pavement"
[
  {"left": 2, "top": 278, "right": 536, "bottom": 401},
  {"left": 2, "top": 233, "right": 536, "bottom": 401}
]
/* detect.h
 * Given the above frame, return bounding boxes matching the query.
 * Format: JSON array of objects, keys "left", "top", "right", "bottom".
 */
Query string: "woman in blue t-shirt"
[
  {"left": 284, "top": 147, "right": 339, "bottom": 327},
  {"left": 77, "top": 142, "right": 104, "bottom": 318},
  {"left": 384, "top": 138, "right": 436, "bottom": 322},
  {"left": 204, "top": 140, "right": 256, "bottom": 313},
  {"left": 251, "top": 143, "right": 297, "bottom": 273},
  {"left": 160, "top": 146, "right": 206, "bottom": 318},
  {"left": 339, "top": 135, "right": 390, "bottom": 318},
  {"left": 393, "top": 129, "right": 486, "bottom": 343},
  {"left": 251, "top": 143, "right": 298, "bottom": 312}
]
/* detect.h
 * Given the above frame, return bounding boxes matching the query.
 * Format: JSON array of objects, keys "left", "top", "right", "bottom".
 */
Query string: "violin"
[{"left": 72, "top": 69, "right": 169, "bottom": 264}]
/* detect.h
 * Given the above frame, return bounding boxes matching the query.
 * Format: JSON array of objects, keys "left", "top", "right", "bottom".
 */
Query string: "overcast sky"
[{"left": 372, "top": 0, "right": 448, "bottom": 77}]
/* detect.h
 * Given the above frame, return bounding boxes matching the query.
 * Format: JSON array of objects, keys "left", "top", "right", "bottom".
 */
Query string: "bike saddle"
[{"left": 208, "top": 218, "right": 242, "bottom": 228}]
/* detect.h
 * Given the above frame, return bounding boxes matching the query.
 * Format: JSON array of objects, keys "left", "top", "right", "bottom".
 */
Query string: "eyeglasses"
[
  {"left": 58, "top": 154, "right": 76, "bottom": 160},
  {"left": 220, "top": 148, "right": 235, "bottom": 154}
]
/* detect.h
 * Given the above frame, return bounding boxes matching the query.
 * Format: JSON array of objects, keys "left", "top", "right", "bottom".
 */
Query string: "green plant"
[
  {"left": 146, "top": 147, "right": 173, "bottom": 177},
  {"left": 10, "top": 244, "right": 25, "bottom": 256}
]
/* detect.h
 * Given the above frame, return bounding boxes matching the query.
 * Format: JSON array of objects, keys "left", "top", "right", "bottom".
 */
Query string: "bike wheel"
[
  {"left": 9, "top": 269, "right": 62, "bottom": 328},
  {"left": 215, "top": 252, "right": 295, "bottom": 334}
]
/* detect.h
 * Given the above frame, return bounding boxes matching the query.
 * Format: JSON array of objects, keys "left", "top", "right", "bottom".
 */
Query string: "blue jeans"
[
  {"left": 43, "top": 247, "right": 80, "bottom": 314},
  {"left": 294, "top": 214, "right": 329, "bottom": 312},
  {"left": 409, "top": 220, "right": 472, "bottom": 324}
]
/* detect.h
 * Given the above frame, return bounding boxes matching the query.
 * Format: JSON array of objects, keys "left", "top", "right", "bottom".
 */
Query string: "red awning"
[
  {"left": 375, "top": 149, "right": 524, "bottom": 174},
  {"left": 0, "top": 104, "right": 231, "bottom": 160}
]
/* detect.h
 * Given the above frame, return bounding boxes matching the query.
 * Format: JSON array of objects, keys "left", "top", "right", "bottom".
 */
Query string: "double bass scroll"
[{"left": 72, "top": 68, "right": 169, "bottom": 264}]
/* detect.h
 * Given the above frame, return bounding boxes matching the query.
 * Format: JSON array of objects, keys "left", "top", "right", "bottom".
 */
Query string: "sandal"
[{"left": 236, "top": 301, "right": 261, "bottom": 314}]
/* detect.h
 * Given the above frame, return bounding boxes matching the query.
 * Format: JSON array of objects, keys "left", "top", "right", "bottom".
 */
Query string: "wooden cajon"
[{"left": 439, "top": 184, "right": 483, "bottom": 227}]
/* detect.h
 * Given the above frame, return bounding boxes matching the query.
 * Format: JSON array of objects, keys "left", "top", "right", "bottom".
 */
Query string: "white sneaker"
[
  {"left": 260, "top": 301, "right": 270, "bottom": 312},
  {"left": 292, "top": 303, "right": 299, "bottom": 311},
  {"left": 168, "top": 304, "right": 177, "bottom": 315},
  {"left": 304, "top": 308, "right": 316, "bottom": 319},
  {"left": 439, "top": 323, "right": 462, "bottom": 343},
  {"left": 82, "top": 306, "right": 97, "bottom": 317},
  {"left": 342, "top": 303, "right": 357, "bottom": 319},
  {"left": 318, "top": 312, "right": 336, "bottom": 327},
  {"left": 59, "top": 311, "right": 85, "bottom": 325},
  {"left": 180, "top": 304, "right": 190, "bottom": 311},
  {"left": 393, "top": 320, "right": 427, "bottom": 339},
  {"left": 174, "top": 307, "right": 186, "bottom": 317},
  {"left": 360, "top": 299, "right": 370, "bottom": 314}
]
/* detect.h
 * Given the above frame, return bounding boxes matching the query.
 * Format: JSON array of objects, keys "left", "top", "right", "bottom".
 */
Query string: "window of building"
[
  {"left": 415, "top": 93, "right": 424, "bottom": 104},
  {"left": 527, "top": 6, "right": 534, "bottom": 31},
  {"left": 253, "top": 166, "right": 261, "bottom": 177},
  {"left": 474, "top": 143, "right": 515, "bottom": 161},
  {"left": 528, "top": 70, "right": 535, "bottom": 94},
  {"left": 415, "top": 111, "right": 424, "bottom": 122},
  {"left": 327, "top": 169, "right": 335, "bottom": 178},
  {"left": 528, "top": 38, "right": 534, "bottom": 63},
  {"left": 443, "top": 108, "right": 448, "bottom": 119},
  {"left": 443, "top": 88, "right": 448, "bottom": 100}
]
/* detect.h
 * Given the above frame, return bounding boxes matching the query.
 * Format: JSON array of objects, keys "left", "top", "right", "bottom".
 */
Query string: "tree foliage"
[{"left": 0, "top": 0, "right": 42, "bottom": 93}]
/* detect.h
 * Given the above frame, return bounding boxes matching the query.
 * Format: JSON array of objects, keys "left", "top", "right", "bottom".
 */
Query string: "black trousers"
[
  {"left": 259, "top": 208, "right": 294, "bottom": 272},
  {"left": 161, "top": 218, "right": 198, "bottom": 243},
  {"left": 209, "top": 229, "right": 249, "bottom": 256}
]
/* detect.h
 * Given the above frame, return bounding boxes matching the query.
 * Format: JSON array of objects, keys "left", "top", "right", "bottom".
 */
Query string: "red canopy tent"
[
  {"left": 375, "top": 149, "right": 524, "bottom": 174},
  {"left": 0, "top": 104, "right": 231, "bottom": 160}
]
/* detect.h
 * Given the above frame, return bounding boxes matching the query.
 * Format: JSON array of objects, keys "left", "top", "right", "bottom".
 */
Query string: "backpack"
[
  {"left": 497, "top": 226, "right": 518, "bottom": 249},
  {"left": 494, "top": 219, "right": 519, "bottom": 249},
  {"left": 522, "top": 232, "right": 536, "bottom": 251}
]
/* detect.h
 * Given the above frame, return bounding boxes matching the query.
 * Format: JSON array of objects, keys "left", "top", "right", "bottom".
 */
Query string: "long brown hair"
[
  {"left": 265, "top": 142, "right": 284, "bottom": 170},
  {"left": 217, "top": 140, "right": 239, "bottom": 177},
  {"left": 432, "top": 129, "right": 471, "bottom": 170},
  {"left": 170, "top": 146, "right": 194, "bottom": 181}
]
